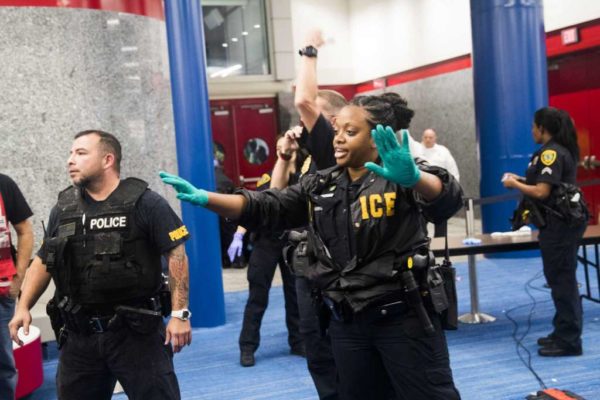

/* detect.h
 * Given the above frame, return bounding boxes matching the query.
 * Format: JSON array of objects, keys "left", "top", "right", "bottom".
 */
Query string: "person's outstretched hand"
[
  {"left": 365, "top": 126, "right": 421, "bottom": 188},
  {"left": 159, "top": 171, "right": 209, "bottom": 206}
]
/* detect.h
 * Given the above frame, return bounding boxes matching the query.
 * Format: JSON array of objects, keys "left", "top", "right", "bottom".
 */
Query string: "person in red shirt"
[{"left": 0, "top": 173, "right": 34, "bottom": 398}]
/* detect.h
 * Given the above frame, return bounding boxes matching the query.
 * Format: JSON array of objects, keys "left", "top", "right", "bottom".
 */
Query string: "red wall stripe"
[
  {"left": 546, "top": 18, "right": 600, "bottom": 57},
  {"left": 318, "top": 85, "right": 358, "bottom": 101},
  {"left": 386, "top": 55, "right": 472, "bottom": 87},
  {"left": 0, "top": 0, "right": 164, "bottom": 20},
  {"left": 356, "top": 54, "right": 471, "bottom": 93},
  {"left": 354, "top": 55, "right": 472, "bottom": 94},
  {"left": 352, "top": 19, "right": 600, "bottom": 94},
  {"left": 355, "top": 81, "right": 375, "bottom": 94}
]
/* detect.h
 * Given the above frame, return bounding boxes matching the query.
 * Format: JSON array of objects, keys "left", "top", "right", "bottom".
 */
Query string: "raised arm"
[
  {"left": 271, "top": 129, "right": 299, "bottom": 189},
  {"left": 294, "top": 29, "right": 325, "bottom": 132}
]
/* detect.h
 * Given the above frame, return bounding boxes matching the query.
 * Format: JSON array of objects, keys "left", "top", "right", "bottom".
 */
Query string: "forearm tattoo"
[{"left": 168, "top": 244, "right": 189, "bottom": 310}]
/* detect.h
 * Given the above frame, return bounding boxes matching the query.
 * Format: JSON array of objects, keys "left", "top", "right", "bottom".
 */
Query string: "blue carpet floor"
[{"left": 26, "top": 249, "right": 600, "bottom": 400}]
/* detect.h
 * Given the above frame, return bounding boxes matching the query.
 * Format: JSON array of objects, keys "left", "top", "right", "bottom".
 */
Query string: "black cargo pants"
[{"left": 57, "top": 321, "right": 179, "bottom": 400}]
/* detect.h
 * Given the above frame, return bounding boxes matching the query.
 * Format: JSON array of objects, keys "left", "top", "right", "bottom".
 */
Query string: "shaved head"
[{"left": 422, "top": 128, "right": 437, "bottom": 148}]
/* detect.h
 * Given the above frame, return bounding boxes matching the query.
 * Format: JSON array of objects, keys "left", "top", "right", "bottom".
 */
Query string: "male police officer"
[{"left": 9, "top": 130, "right": 192, "bottom": 400}]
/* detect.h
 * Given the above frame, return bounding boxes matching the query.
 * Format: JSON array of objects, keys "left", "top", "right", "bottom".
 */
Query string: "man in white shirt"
[
  {"left": 421, "top": 128, "right": 460, "bottom": 237},
  {"left": 421, "top": 129, "right": 460, "bottom": 181}
]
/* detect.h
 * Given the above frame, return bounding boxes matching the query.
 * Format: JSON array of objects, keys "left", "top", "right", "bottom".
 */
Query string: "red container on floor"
[{"left": 12, "top": 325, "right": 43, "bottom": 399}]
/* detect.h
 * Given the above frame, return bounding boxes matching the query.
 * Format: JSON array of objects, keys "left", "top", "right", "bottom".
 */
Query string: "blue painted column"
[
  {"left": 470, "top": 0, "right": 548, "bottom": 234},
  {"left": 164, "top": 0, "right": 225, "bottom": 326}
]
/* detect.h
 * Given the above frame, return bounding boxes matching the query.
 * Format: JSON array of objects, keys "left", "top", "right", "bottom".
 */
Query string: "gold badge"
[
  {"left": 300, "top": 156, "right": 312, "bottom": 176},
  {"left": 256, "top": 173, "right": 271, "bottom": 188},
  {"left": 540, "top": 150, "right": 557, "bottom": 166}
]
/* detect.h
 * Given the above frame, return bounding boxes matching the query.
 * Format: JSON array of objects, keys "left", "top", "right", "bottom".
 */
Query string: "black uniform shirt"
[
  {"left": 38, "top": 185, "right": 189, "bottom": 260},
  {"left": 0, "top": 174, "right": 33, "bottom": 225},
  {"left": 237, "top": 162, "right": 463, "bottom": 310},
  {"left": 301, "top": 114, "right": 336, "bottom": 170},
  {"left": 526, "top": 140, "right": 577, "bottom": 187},
  {"left": 329, "top": 171, "right": 369, "bottom": 268}
]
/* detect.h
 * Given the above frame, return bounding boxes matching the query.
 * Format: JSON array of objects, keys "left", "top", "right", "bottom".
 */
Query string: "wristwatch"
[
  {"left": 299, "top": 45, "right": 318, "bottom": 58},
  {"left": 171, "top": 309, "right": 192, "bottom": 321},
  {"left": 278, "top": 151, "right": 293, "bottom": 161}
]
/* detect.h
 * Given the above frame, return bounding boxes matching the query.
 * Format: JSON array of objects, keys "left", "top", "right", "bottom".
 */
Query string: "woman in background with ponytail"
[{"left": 503, "top": 106, "right": 587, "bottom": 357}]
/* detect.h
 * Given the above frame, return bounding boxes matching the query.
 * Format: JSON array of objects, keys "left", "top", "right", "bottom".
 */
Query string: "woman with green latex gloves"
[{"left": 161, "top": 93, "right": 463, "bottom": 400}]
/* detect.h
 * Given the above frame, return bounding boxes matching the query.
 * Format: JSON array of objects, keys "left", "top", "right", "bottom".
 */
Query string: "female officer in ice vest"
[
  {"left": 503, "top": 107, "right": 587, "bottom": 357},
  {"left": 160, "top": 94, "right": 463, "bottom": 399}
]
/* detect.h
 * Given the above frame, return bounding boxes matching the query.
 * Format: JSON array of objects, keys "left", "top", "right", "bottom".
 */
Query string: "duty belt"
[
  {"left": 59, "top": 296, "right": 162, "bottom": 335},
  {"left": 62, "top": 313, "right": 120, "bottom": 335},
  {"left": 89, "top": 315, "right": 117, "bottom": 333},
  {"left": 324, "top": 291, "right": 408, "bottom": 323}
]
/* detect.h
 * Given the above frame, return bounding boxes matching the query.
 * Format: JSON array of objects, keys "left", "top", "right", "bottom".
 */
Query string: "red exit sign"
[{"left": 561, "top": 27, "right": 579, "bottom": 45}]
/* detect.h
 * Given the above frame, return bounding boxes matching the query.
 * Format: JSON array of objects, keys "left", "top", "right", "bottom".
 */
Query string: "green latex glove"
[
  {"left": 365, "top": 125, "right": 421, "bottom": 188},
  {"left": 159, "top": 171, "right": 209, "bottom": 206}
]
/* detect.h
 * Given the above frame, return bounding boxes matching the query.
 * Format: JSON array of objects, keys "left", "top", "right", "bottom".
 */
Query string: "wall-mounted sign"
[
  {"left": 561, "top": 27, "right": 579, "bottom": 45},
  {"left": 373, "top": 78, "right": 387, "bottom": 89}
]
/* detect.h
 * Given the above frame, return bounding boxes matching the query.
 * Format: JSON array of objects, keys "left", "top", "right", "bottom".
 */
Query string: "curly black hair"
[{"left": 350, "top": 92, "right": 415, "bottom": 131}]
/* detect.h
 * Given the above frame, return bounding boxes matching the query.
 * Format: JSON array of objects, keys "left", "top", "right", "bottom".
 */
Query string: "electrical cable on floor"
[{"left": 504, "top": 270, "right": 553, "bottom": 390}]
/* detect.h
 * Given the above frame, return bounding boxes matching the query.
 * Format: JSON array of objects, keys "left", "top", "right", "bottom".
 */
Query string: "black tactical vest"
[{"left": 50, "top": 178, "right": 162, "bottom": 306}]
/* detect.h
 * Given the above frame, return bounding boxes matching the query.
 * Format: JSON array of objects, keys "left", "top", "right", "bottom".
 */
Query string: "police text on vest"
[{"left": 89, "top": 216, "right": 128, "bottom": 230}]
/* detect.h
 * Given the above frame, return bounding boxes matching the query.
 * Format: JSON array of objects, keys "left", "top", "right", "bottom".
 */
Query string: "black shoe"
[
  {"left": 537, "top": 335, "right": 555, "bottom": 347},
  {"left": 538, "top": 343, "right": 582, "bottom": 357},
  {"left": 290, "top": 345, "right": 306, "bottom": 358},
  {"left": 240, "top": 350, "right": 255, "bottom": 367}
]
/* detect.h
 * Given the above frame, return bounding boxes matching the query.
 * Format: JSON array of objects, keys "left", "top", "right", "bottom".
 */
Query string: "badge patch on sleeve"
[
  {"left": 256, "top": 173, "right": 271, "bottom": 188},
  {"left": 169, "top": 225, "right": 189, "bottom": 241},
  {"left": 540, "top": 150, "right": 557, "bottom": 166}
]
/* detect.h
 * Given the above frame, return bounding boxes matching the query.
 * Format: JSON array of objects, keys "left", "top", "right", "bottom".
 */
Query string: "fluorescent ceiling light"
[
  {"left": 202, "top": 0, "right": 248, "bottom": 6},
  {"left": 121, "top": 46, "right": 138, "bottom": 52},
  {"left": 210, "top": 64, "right": 242, "bottom": 78}
]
